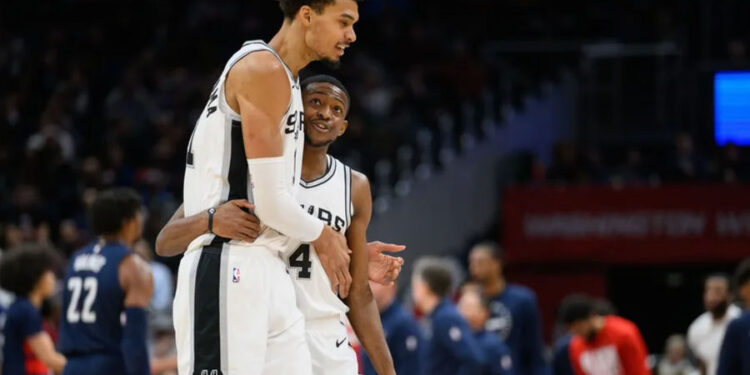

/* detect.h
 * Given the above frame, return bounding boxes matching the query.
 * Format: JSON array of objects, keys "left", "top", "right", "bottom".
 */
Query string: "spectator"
[
  {"left": 664, "top": 132, "right": 706, "bottom": 182},
  {"left": 412, "top": 259, "right": 485, "bottom": 375},
  {"left": 0, "top": 243, "right": 67, "bottom": 375},
  {"left": 458, "top": 287, "right": 514, "bottom": 375},
  {"left": 686, "top": 274, "right": 741, "bottom": 375},
  {"left": 716, "top": 258, "right": 750, "bottom": 375},
  {"left": 361, "top": 280, "right": 424, "bottom": 375},
  {"left": 560, "top": 294, "right": 651, "bottom": 375},
  {"left": 468, "top": 241, "right": 550, "bottom": 375},
  {"left": 656, "top": 335, "right": 697, "bottom": 375}
]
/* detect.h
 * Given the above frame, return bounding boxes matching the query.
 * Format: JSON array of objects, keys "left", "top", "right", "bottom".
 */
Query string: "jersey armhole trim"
[{"left": 219, "top": 41, "right": 294, "bottom": 122}]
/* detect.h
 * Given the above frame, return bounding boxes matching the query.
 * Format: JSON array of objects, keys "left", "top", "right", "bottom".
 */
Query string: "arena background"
[{"left": 1, "top": 0, "right": 749, "bottom": 371}]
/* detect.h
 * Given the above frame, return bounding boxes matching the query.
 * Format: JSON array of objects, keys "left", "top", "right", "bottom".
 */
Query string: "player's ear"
[
  {"left": 339, "top": 120, "right": 348, "bottom": 136},
  {"left": 298, "top": 6, "right": 313, "bottom": 26}
]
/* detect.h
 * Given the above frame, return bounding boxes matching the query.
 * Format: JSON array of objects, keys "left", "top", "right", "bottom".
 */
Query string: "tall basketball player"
[
  {"left": 174, "top": 1, "right": 361, "bottom": 374},
  {"left": 159, "top": 76, "right": 401, "bottom": 375}
]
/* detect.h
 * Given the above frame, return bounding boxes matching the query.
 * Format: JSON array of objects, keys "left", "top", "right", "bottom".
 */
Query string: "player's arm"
[
  {"left": 26, "top": 332, "right": 66, "bottom": 373},
  {"left": 616, "top": 328, "right": 651, "bottom": 375},
  {"left": 119, "top": 254, "right": 154, "bottom": 375},
  {"left": 344, "top": 171, "right": 395, "bottom": 375},
  {"left": 522, "top": 295, "right": 552, "bottom": 375},
  {"left": 155, "top": 200, "right": 260, "bottom": 257},
  {"left": 227, "top": 52, "right": 352, "bottom": 296}
]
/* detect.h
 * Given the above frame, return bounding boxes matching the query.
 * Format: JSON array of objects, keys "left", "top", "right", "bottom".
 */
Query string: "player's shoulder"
[
  {"left": 688, "top": 311, "right": 712, "bottom": 333},
  {"left": 230, "top": 49, "right": 288, "bottom": 82},
  {"left": 350, "top": 168, "right": 370, "bottom": 189},
  {"left": 7, "top": 298, "right": 35, "bottom": 316},
  {"left": 506, "top": 283, "right": 537, "bottom": 301},
  {"left": 119, "top": 253, "right": 153, "bottom": 286},
  {"left": 606, "top": 315, "right": 642, "bottom": 338},
  {"left": 729, "top": 311, "right": 750, "bottom": 330}
]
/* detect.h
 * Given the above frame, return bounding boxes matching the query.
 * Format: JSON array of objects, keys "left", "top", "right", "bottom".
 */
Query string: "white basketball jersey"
[
  {"left": 286, "top": 155, "right": 354, "bottom": 320},
  {"left": 183, "top": 40, "right": 304, "bottom": 254}
]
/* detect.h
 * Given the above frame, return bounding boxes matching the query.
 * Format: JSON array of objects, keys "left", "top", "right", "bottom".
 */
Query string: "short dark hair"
[
  {"left": 89, "top": 188, "right": 142, "bottom": 236},
  {"left": 419, "top": 262, "right": 453, "bottom": 298},
  {"left": 473, "top": 241, "right": 504, "bottom": 262},
  {"left": 558, "top": 294, "right": 595, "bottom": 325},
  {"left": 734, "top": 258, "right": 750, "bottom": 290},
  {"left": 301, "top": 74, "right": 351, "bottom": 113},
  {"left": 0, "top": 243, "right": 61, "bottom": 297},
  {"left": 277, "top": 0, "right": 362, "bottom": 19}
]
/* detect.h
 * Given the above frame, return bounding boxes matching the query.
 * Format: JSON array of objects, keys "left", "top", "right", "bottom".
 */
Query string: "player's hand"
[
  {"left": 312, "top": 226, "right": 352, "bottom": 298},
  {"left": 367, "top": 241, "right": 405, "bottom": 286},
  {"left": 212, "top": 200, "right": 260, "bottom": 243}
]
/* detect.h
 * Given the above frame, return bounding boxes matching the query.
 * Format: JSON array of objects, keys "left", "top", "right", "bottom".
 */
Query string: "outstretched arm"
[{"left": 345, "top": 171, "right": 395, "bottom": 375}]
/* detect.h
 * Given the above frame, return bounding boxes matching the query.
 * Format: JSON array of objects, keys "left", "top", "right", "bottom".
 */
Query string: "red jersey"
[{"left": 569, "top": 316, "right": 652, "bottom": 375}]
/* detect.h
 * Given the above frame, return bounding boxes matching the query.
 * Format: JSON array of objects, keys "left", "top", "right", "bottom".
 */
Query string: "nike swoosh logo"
[{"left": 335, "top": 338, "right": 347, "bottom": 348}]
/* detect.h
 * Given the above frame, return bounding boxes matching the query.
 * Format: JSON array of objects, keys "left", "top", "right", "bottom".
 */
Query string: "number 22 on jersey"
[{"left": 66, "top": 276, "right": 98, "bottom": 323}]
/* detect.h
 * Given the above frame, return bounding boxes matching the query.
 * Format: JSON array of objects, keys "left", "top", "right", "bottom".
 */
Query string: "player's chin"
[{"left": 321, "top": 56, "right": 342, "bottom": 69}]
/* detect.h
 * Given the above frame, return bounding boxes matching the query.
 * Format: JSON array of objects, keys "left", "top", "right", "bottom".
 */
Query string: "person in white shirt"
[{"left": 687, "top": 274, "right": 741, "bottom": 375}]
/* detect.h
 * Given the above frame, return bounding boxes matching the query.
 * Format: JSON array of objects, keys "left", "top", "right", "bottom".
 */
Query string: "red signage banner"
[{"left": 503, "top": 184, "right": 750, "bottom": 264}]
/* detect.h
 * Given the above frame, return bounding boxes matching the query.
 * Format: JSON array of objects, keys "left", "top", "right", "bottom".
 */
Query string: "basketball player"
[
  {"left": 174, "top": 1, "right": 362, "bottom": 374},
  {"left": 58, "top": 188, "right": 153, "bottom": 375},
  {"left": 160, "top": 75, "right": 399, "bottom": 374},
  {"left": 0, "top": 244, "right": 67, "bottom": 375}
]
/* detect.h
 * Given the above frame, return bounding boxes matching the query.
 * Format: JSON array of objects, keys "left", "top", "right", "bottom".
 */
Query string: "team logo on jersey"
[
  {"left": 232, "top": 267, "right": 240, "bottom": 283},
  {"left": 487, "top": 301, "right": 513, "bottom": 340}
]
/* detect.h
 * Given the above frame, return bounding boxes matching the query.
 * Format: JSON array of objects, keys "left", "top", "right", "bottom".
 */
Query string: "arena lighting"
[{"left": 715, "top": 71, "right": 750, "bottom": 145}]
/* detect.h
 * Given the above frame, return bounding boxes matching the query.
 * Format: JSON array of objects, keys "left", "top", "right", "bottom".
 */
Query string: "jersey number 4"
[
  {"left": 67, "top": 276, "right": 97, "bottom": 323},
  {"left": 289, "top": 245, "right": 312, "bottom": 279}
]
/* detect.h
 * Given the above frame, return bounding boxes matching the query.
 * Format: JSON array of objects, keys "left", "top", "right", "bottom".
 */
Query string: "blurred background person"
[
  {"left": 468, "top": 242, "right": 549, "bottom": 375},
  {"left": 656, "top": 335, "right": 697, "bottom": 375},
  {"left": 560, "top": 294, "right": 651, "bottom": 375},
  {"left": 687, "top": 274, "right": 741, "bottom": 375},
  {"left": 362, "top": 280, "right": 424, "bottom": 375},
  {"left": 458, "top": 286, "right": 514, "bottom": 375},
  {"left": 716, "top": 259, "right": 750, "bottom": 375},
  {"left": 413, "top": 259, "right": 485, "bottom": 375},
  {"left": 0, "top": 244, "right": 67, "bottom": 375}
]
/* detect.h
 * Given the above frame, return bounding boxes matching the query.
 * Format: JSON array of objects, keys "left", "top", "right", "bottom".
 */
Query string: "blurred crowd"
[
  {"left": 1, "top": 0, "right": 750, "bottom": 374},
  {"left": 517, "top": 133, "right": 750, "bottom": 187}
]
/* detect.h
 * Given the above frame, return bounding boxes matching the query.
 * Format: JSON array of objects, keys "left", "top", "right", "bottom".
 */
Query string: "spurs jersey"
[
  {"left": 183, "top": 40, "right": 304, "bottom": 254},
  {"left": 287, "top": 155, "right": 354, "bottom": 320}
]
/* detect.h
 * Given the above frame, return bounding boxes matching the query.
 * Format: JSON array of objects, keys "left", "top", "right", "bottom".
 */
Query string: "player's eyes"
[
  {"left": 334, "top": 106, "right": 342, "bottom": 114},
  {"left": 311, "top": 99, "right": 321, "bottom": 105},
  {"left": 340, "top": 21, "right": 348, "bottom": 27}
]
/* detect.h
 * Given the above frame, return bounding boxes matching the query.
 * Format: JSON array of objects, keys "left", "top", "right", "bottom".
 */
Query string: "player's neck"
[
  {"left": 101, "top": 234, "right": 130, "bottom": 247},
  {"left": 483, "top": 276, "right": 505, "bottom": 297},
  {"left": 269, "top": 22, "right": 315, "bottom": 78},
  {"left": 301, "top": 145, "right": 329, "bottom": 181},
  {"left": 28, "top": 290, "right": 44, "bottom": 308},
  {"left": 420, "top": 295, "right": 440, "bottom": 315}
]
